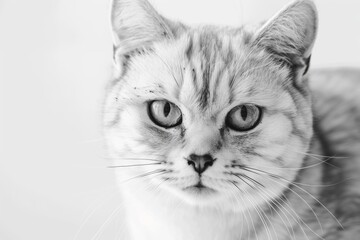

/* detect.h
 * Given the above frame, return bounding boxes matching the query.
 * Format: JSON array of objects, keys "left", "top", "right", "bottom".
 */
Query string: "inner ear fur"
[
  {"left": 111, "top": 0, "right": 179, "bottom": 76},
  {"left": 252, "top": 0, "right": 318, "bottom": 77}
]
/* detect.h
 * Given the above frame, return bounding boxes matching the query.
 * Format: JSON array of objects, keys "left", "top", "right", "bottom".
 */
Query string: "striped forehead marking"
[{"left": 185, "top": 31, "right": 237, "bottom": 110}]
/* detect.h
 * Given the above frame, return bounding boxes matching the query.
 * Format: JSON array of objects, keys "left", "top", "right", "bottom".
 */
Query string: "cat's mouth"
[{"left": 183, "top": 181, "right": 216, "bottom": 195}]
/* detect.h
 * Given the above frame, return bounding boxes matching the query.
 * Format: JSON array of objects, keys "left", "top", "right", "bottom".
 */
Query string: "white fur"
[{"left": 105, "top": 0, "right": 318, "bottom": 239}]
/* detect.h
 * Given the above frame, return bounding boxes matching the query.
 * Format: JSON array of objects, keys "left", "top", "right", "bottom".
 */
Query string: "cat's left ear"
[
  {"left": 111, "top": 0, "right": 174, "bottom": 75},
  {"left": 252, "top": 0, "right": 318, "bottom": 78}
]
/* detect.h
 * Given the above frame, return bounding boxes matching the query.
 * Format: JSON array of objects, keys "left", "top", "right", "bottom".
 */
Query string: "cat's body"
[{"left": 104, "top": 0, "right": 360, "bottom": 239}]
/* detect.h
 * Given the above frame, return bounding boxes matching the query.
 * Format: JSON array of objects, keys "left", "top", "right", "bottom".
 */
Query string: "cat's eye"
[
  {"left": 226, "top": 104, "right": 262, "bottom": 131},
  {"left": 148, "top": 100, "right": 182, "bottom": 128}
]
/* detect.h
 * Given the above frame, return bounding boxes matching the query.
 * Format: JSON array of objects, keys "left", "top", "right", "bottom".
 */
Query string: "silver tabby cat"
[{"left": 104, "top": 0, "right": 360, "bottom": 239}]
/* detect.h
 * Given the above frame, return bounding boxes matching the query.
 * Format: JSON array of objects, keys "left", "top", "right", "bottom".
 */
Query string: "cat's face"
[{"left": 105, "top": 0, "right": 317, "bottom": 211}]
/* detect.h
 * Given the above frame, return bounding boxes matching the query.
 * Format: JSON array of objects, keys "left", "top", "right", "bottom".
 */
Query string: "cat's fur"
[{"left": 104, "top": 0, "right": 360, "bottom": 239}]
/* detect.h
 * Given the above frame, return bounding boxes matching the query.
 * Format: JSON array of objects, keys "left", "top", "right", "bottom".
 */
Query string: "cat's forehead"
[
  {"left": 155, "top": 29, "right": 287, "bottom": 110},
  {"left": 124, "top": 27, "right": 291, "bottom": 117},
  {"left": 176, "top": 30, "right": 242, "bottom": 115},
  {"left": 184, "top": 29, "right": 242, "bottom": 63}
]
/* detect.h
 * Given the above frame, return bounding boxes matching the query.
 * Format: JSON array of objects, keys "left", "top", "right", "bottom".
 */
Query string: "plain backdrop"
[{"left": 0, "top": 0, "right": 359, "bottom": 239}]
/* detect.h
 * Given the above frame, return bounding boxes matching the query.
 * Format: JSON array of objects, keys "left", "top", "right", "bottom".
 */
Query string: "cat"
[{"left": 103, "top": 0, "right": 360, "bottom": 239}]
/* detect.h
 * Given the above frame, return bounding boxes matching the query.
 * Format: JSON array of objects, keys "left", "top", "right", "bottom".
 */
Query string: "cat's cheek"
[
  {"left": 252, "top": 114, "right": 293, "bottom": 159},
  {"left": 254, "top": 135, "right": 306, "bottom": 171},
  {"left": 261, "top": 113, "right": 293, "bottom": 142},
  {"left": 282, "top": 135, "right": 307, "bottom": 168},
  {"left": 105, "top": 118, "right": 155, "bottom": 159}
]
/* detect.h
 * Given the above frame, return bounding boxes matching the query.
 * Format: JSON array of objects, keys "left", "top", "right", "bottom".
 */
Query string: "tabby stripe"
[
  {"left": 199, "top": 64, "right": 210, "bottom": 109},
  {"left": 185, "top": 36, "right": 193, "bottom": 61},
  {"left": 191, "top": 67, "right": 199, "bottom": 92},
  {"left": 211, "top": 66, "right": 225, "bottom": 104}
]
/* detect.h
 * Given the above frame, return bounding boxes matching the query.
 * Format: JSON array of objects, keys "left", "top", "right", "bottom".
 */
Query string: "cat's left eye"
[
  {"left": 148, "top": 100, "right": 182, "bottom": 128},
  {"left": 226, "top": 104, "right": 262, "bottom": 131}
]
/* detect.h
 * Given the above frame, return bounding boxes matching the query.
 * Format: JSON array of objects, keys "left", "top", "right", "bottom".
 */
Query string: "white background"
[{"left": 0, "top": 0, "right": 359, "bottom": 239}]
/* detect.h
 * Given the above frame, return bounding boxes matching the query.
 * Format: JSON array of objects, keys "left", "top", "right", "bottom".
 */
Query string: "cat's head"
[{"left": 104, "top": 0, "right": 317, "bottom": 210}]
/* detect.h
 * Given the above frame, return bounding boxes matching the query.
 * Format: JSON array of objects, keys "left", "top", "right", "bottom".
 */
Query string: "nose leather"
[{"left": 187, "top": 154, "right": 215, "bottom": 174}]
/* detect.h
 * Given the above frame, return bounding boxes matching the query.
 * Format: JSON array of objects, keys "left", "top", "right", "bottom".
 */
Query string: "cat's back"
[
  {"left": 310, "top": 68, "right": 360, "bottom": 175},
  {"left": 310, "top": 68, "right": 360, "bottom": 140},
  {"left": 310, "top": 68, "right": 360, "bottom": 103},
  {"left": 310, "top": 68, "right": 360, "bottom": 239}
]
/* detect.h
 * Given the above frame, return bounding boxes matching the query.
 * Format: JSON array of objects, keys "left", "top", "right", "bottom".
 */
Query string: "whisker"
[
  {"left": 290, "top": 150, "right": 348, "bottom": 159},
  {"left": 237, "top": 166, "right": 326, "bottom": 235},
  {"left": 108, "top": 162, "right": 163, "bottom": 168},
  {"left": 243, "top": 184, "right": 274, "bottom": 240},
  {"left": 106, "top": 157, "right": 163, "bottom": 162},
  {"left": 240, "top": 174, "right": 265, "bottom": 188},
  {"left": 268, "top": 179, "right": 325, "bottom": 237},
  {"left": 292, "top": 177, "right": 356, "bottom": 188},
  {"left": 275, "top": 176, "right": 344, "bottom": 230},
  {"left": 120, "top": 169, "right": 169, "bottom": 184},
  {"left": 229, "top": 180, "right": 244, "bottom": 193},
  {"left": 90, "top": 205, "right": 122, "bottom": 240},
  {"left": 265, "top": 188, "right": 314, "bottom": 240},
  {"left": 231, "top": 172, "right": 265, "bottom": 188},
  {"left": 231, "top": 180, "right": 274, "bottom": 240},
  {"left": 72, "top": 189, "right": 120, "bottom": 240},
  {"left": 236, "top": 156, "right": 337, "bottom": 171},
  {"left": 153, "top": 52, "right": 180, "bottom": 87},
  {"left": 286, "top": 149, "right": 345, "bottom": 169},
  {"left": 231, "top": 174, "right": 256, "bottom": 190},
  {"left": 257, "top": 189, "right": 297, "bottom": 239},
  {"left": 232, "top": 164, "right": 282, "bottom": 179},
  {"left": 242, "top": 166, "right": 344, "bottom": 232},
  {"left": 153, "top": 177, "right": 170, "bottom": 191},
  {"left": 229, "top": 181, "right": 259, "bottom": 240}
]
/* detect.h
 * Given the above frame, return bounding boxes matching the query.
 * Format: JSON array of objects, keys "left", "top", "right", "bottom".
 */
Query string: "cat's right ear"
[{"left": 111, "top": 0, "right": 173, "bottom": 75}]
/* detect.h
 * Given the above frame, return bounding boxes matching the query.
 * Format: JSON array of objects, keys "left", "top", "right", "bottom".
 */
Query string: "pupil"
[
  {"left": 240, "top": 106, "right": 247, "bottom": 121},
  {"left": 164, "top": 102, "right": 171, "bottom": 117}
]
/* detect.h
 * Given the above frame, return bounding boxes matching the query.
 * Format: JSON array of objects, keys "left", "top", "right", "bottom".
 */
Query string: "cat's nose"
[{"left": 186, "top": 154, "right": 215, "bottom": 174}]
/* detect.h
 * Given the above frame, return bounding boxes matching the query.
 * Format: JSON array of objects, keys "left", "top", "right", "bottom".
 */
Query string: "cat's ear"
[
  {"left": 111, "top": 0, "right": 174, "bottom": 73},
  {"left": 252, "top": 0, "right": 318, "bottom": 77}
]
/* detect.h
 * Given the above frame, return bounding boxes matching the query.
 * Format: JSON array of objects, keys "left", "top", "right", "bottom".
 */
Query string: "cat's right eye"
[{"left": 148, "top": 100, "right": 182, "bottom": 128}]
